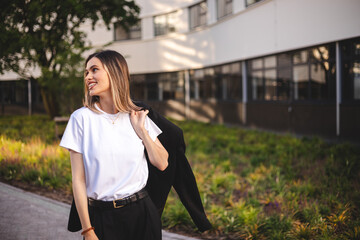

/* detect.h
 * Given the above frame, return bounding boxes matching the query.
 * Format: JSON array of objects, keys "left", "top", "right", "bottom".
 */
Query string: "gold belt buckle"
[{"left": 113, "top": 200, "right": 124, "bottom": 208}]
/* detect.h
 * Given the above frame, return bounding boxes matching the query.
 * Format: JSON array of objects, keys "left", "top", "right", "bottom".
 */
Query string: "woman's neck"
[{"left": 98, "top": 96, "right": 117, "bottom": 114}]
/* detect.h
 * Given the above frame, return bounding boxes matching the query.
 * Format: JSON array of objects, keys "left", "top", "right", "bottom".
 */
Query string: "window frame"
[
  {"left": 245, "top": 0, "right": 264, "bottom": 8},
  {"left": 153, "top": 11, "right": 177, "bottom": 37},
  {"left": 113, "top": 21, "right": 141, "bottom": 41},
  {"left": 189, "top": 1, "right": 208, "bottom": 30},
  {"left": 217, "top": 0, "right": 233, "bottom": 20},
  {"left": 247, "top": 44, "right": 337, "bottom": 103},
  {"left": 340, "top": 37, "right": 360, "bottom": 102}
]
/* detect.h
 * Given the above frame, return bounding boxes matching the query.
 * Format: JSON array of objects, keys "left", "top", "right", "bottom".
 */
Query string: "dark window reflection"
[
  {"left": 249, "top": 68, "right": 264, "bottom": 100},
  {"left": 146, "top": 74, "right": 159, "bottom": 100},
  {"left": 159, "top": 72, "right": 184, "bottom": 100},
  {"left": 130, "top": 74, "right": 146, "bottom": 100},
  {"left": 341, "top": 37, "right": 360, "bottom": 101},
  {"left": 248, "top": 43, "right": 336, "bottom": 102},
  {"left": 0, "top": 80, "right": 28, "bottom": 105}
]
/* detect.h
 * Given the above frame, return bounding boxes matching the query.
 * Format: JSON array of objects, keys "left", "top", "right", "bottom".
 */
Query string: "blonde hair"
[{"left": 83, "top": 50, "right": 140, "bottom": 113}]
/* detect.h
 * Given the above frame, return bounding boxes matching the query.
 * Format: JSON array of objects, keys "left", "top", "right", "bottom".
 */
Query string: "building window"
[
  {"left": 131, "top": 74, "right": 159, "bottom": 100},
  {"left": 217, "top": 0, "right": 232, "bottom": 19},
  {"left": 130, "top": 74, "right": 146, "bottom": 100},
  {"left": 190, "top": 68, "right": 216, "bottom": 99},
  {"left": 130, "top": 72, "right": 185, "bottom": 101},
  {"left": 245, "top": 0, "right": 264, "bottom": 7},
  {"left": 277, "top": 54, "right": 291, "bottom": 100},
  {"left": 248, "top": 44, "right": 336, "bottom": 102},
  {"left": 309, "top": 46, "right": 336, "bottom": 100},
  {"left": 293, "top": 50, "right": 309, "bottom": 100},
  {"left": 292, "top": 45, "right": 336, "bottom": 101},
  {"left": 158, "top": 72, "right": 185, "bottom": 100},
  {"left": 153, "top": 12, "right": 177, "bottom": 36},
  {"left": 189, "top": 1, "right": 207, "bottom": 30},
  {"left": 146, "top": 74, "right": 160, "bottom": 100},
  {"left": 248, "top": 56, "right": 278, "bottom": 100},
  {"left": 341, "top": 37, "right": 360, "bottom": 101},
  {"left": 0, "top": 80, "right": 28, "bottom": 106},
  {"left": 114, "top": 21, "right": 141, "bottom": 41},
  {"left": 215, "top": 62, "right": 242, "bottom": 100}
]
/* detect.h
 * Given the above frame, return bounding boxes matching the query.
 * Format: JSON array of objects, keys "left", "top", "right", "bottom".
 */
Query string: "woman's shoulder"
[{"left": 70, "top": 106, "right": 95, "bottom": 119}]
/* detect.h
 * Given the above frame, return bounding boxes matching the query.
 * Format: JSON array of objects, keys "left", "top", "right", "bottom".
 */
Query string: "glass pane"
[
  {"left": 167, "top": 12, "right": 177, "bottom": 33},
  {"left": 130, "top": 82, "right": 145, "bottom": 100},
  {"left": 246, "top": 0, "right": 263, "bottom": 7},
  {"left": 354, "top": 62, "right": 360, "bottom": 99},
  {"left": 215, "top": 75, "right": 223, "bottom": 100},
  {"left": 341, "top": 38, "right": 360, "bottom": 59},
  {"left": 131, "top": 74, "right": 145, "bottom": 83},
  {"left": 189, "top": 6, "right": 198, "bottom": 29},
  {"left": 356, "top": 43, "right": 360, "bottom": 56},
  {"left": 342, "top": 60, "right": 358, "bottom": 100},
  {"left": 114, "top": 23, "right": 129, "bottom": 41},
  {"left": 247, "top": 0, "right": 257, "bottom": 5},
  {"left": 129, "top": 29, "right": 141, "bottom": 39},
  {"left": 154, "top": 15, "right": 166, "bottom": 36},
  {"left": 252, "top": 58, "right": 263, "bottom": 69},
  {"left": 194, "top": 69, "right": 204, "bottom": 79},
  {"left": 175, "top": 77, "right": 185, "bottom": 100},
  {"left": 311, "top": 63, "right": 326, "bottom": 84},
  {"left": 190, "top": 2, "right": 207, "bottom": 29},
  {"left": 310, "top": 45, "right": 335, "bottom": 62},
  {"left": 217, "top": 0, "right": 225, "bottom": 18},
  {"left": 199, "top": 77, "right": 214, "bottom": 99},
  {"left": 293, "top": 65, "right": 309, "bottom": 100},
  {"left": 227, "top": 75, "right": 242, "bottom": 100},
  {"left": 222, "top": 64, "right": 231, "bottom": 74},
  {"left": 217, "top": 0, "right": 232, "bottom": 19},
  {"left": 277, "top": 53, "right": 292, "bottom": 68},
  {"left": 264, "top": 56, "right": 276, "bottom": 68},
  {"left": 251, "top": 70, "right": 263, "bottom": 100},
  {"left": 264, "top": 69, "right": 276, "bottom": 100},
  {"left": 277, "top": 68, "right": 290, "bottom": 100},
  {"left": 293, "top": 50, "right": 308, "bottom": 64},
  {"left": 230, "top": 62, "right": 241, "bottom": 75},
  {"left": 146, "top": 82, "right": 158, "bottom": 100},
  {"left": 199, "top": 2, "right": 207, "bottom": 26},
  {"left": 129, "top": 26, "right": 141, "bottom": 39},
  {"left": 205, "top": 67, "right": 215, "bottom": 76},
  {"left": 200, "top": 2, "right": 207, "bottom": 14},
  {"left": 310, "top": 63, "right": 326, "bottom": 99}
]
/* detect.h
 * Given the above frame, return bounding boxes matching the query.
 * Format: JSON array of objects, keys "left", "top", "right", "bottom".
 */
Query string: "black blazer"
[{"left": 67, "top": 102, "right": 212, "bottom": 232}]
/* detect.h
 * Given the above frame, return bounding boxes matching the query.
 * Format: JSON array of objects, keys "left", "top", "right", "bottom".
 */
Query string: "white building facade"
[{"left": 2, "top": 0, "right": 360, "bottom": 140}]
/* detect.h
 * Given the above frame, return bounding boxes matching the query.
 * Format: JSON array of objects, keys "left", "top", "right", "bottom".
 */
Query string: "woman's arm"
[
  {"left": 70, "top": 150, "right": 98, "bottom": 240},
  {"left": 130, "top": 110, "right": 169, "bottom": 171}
]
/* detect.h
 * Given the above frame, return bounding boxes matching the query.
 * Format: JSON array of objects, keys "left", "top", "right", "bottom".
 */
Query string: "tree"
[{"left": 0, "top": 0, "right": 140, "bottom": 118}]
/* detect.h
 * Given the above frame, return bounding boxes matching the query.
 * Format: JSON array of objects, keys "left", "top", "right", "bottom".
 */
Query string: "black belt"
[{"left": 88, "top": 188, "right": 148, "bottom": 209}]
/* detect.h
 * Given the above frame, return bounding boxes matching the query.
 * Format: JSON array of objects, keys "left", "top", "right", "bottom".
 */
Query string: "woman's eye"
[{"left": 93, "top": 68, "right": 98, "bottom": 72}]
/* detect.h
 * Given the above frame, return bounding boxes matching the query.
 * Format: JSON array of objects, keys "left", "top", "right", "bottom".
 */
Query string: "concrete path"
[{"left": 0, "top": 182, "right": 199, "bottom": 240}]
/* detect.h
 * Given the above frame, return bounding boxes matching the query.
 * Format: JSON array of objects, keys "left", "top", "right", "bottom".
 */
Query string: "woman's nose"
[{"left": 85, "top": 73, "right": 93, "bottom": 81}]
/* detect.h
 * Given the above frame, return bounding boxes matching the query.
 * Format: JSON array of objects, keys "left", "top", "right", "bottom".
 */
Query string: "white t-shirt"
[{"left": 59, "top": 105, "right": 162, "bottom": 201}]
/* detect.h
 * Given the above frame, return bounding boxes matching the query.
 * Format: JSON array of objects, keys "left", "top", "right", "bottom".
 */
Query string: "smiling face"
[{"left": 85, "top": 57, "right": 111, "bottom": 98}]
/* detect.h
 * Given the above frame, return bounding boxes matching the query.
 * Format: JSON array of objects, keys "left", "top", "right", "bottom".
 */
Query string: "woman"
[{"left": 60, "top": 50, "right": 168, "bottom": 240}]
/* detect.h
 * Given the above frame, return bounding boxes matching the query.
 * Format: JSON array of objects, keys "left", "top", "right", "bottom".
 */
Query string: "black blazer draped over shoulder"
[{"left": 67, "top": 102, "right": 212, "bottom": 232}]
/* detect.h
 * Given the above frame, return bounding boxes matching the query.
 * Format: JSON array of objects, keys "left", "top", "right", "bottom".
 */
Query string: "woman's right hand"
[{"left": 84, "top": 230, "right": 99, "bottom": 240}]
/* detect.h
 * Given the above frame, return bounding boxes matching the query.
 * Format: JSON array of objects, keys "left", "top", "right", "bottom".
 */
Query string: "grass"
[{"left": 0, "top": 115, "right": 359, "bottom": 239}]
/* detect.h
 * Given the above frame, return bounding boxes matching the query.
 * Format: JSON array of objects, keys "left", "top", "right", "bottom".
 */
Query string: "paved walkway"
[{"left": 0, "top": 182, "right": 199, "bottom": 240}]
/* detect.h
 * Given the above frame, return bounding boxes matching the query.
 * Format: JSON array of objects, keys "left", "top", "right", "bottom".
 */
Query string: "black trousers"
[{"left": 88, "top": 196, "right": 162, "bottom": 240}]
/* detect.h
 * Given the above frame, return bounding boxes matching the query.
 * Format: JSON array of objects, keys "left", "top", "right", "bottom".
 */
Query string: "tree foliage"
[{"left": 0, "top": 0, "right": 140, "bottom": 117}]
